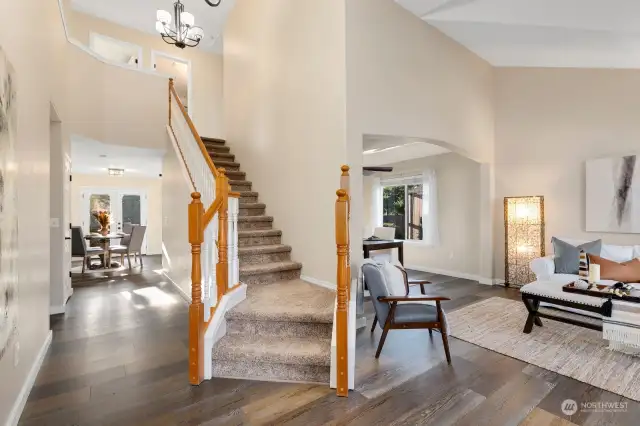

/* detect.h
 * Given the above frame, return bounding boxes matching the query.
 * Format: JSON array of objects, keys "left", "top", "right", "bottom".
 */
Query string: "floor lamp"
[{"left": 504, "top": 196, "right": 545, "bottom": 287}]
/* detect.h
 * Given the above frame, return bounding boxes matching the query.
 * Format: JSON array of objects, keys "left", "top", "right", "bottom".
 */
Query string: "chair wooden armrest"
[
  {"left": 408, "top": 279, "right": 431, "bottom": 285},
  {"left": 378, "top": 295, "right": 450, "bottom": 302}
]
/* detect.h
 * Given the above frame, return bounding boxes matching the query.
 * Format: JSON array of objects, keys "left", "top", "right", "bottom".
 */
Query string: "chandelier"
[{"left": 156, "top": 1, "right": 205, "bottom": 49}]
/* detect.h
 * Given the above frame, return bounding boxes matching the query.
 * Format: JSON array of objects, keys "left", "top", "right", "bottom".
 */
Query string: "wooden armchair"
[{"left": 362, "top": 263, "right": 452, "bottom": 364}]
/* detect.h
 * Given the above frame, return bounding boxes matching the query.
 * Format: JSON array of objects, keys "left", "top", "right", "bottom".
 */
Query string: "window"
[{"left": 382, "top": 181, "right": 423, "bottom": 240}]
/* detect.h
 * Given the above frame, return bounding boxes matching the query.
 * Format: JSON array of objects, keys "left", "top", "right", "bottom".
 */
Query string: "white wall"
[
  {"left": 494, "top": 68, "right": 640, "bottom": 279},
  {"left": 0, "top": 0, "right": 66, "bottom": 422},
  {"left": 224, "top": 0, "right": 348, "bottom": 285},
  {"left": 345, "top": 0, "right": 495, "bottom": 280},
  {"left": 161, "top": 139, "right": 193, "bottom": 298},
  {"left": 364, "top": 153, "right": 482, "bottom": 277},
  {"left": 70, "top": 174, "right": 163, "bottom": 255},
  {"left": 68, "top": 9, "right": 224, "bottom": 139}
]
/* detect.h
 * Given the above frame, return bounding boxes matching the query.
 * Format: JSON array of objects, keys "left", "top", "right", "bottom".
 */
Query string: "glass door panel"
[{"left": 121, "top": 195, "right": 141, "bottom": 227}]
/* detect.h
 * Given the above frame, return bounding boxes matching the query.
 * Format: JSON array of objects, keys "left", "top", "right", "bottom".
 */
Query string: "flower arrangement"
[{"left": 92, "top": 210, "right": 111, "bottom": 235}]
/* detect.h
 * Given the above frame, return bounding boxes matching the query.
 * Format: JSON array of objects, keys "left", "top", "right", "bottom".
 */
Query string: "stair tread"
[
  {"left": 238, "top": 229, "right": 282, "bottom": 237},
  {"left": 238, "top": 244, "right": 291, "bottom": 255},
  {"left": 238, "top": 215, "right": 272, "bottom": 222},
  {"left": 213, "top": 160, "right": 239, "bottom": 167},
  {"left": 212, "top": 334, "right": 331, "bottom": 367},
  {"left": 239, "top": 202, "right": 266, "bottom": 209},
  {"left": 228, "top": 280, "right": 334, "bottom": 323},
  {"left": 229, "top": 179, "right": 251, "bottom": 185},
  {"left": 202, "top": 137, "right": 226, "bottom": 144},
  {"left": 240, "top": 260, "right": 302, "bottom": 275}
]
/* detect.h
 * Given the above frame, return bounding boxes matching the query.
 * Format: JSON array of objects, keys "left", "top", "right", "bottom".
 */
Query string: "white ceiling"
[
  {"left": 396, "top": 0, "right": 640, "bottom": 68},
  {"left": 363, "top": 135, "right": 450, "bottom": 167},
  {"left": 71, "top": 0, "right": 235, "bottom": 53},
  {"left": 71, "top": 137, "right": 165, "bottom": 177}
]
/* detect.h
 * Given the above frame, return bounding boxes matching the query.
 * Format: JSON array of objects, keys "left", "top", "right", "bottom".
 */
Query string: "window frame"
[{"left": 381, "top": 180, "right": 423, "bottom": 241}]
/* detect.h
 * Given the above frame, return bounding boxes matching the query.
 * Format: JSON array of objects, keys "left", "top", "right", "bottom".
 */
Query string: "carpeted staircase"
[{"left": 202, "top": 137, "right": 335, "bottom": 383}]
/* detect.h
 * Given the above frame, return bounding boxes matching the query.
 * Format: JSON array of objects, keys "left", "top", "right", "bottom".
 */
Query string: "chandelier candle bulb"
[{"left": 589, "top": 264, "right": 601, "bottom": 284}]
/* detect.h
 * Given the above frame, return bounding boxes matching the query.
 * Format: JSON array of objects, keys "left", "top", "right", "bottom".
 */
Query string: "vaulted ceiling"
[
  {"left": 395, "top": 0, "right": 640, "bottom": 68},
  {"left": 71, "top": 0, "right": 235, "bottom": 53}
]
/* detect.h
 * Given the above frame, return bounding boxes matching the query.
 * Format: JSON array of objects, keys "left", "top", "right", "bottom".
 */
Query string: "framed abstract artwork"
[
  {"left": 586, "top": 155, "right": 640, "bottom": 233},
  {"left": 0, "top": 46, "right": 18, "bottom": 362}
]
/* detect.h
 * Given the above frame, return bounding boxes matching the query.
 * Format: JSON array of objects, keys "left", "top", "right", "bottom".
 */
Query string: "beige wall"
[
  {"left": 494, "top": 68, "right": 640, "bottom": 279},
  {"left": 0, "top": 0, "right": 66, "bottom": 422},
  {"left": 224, "top": 0, "right": 348, "bottom": 285},
  {"left": 162, "top": 139, "right": 193, "bottom": 298},
  {"left": 364, "top": 154, "right": 482, "bottom": 276},
  {"left": 345, "top": 0, "right": 495, "bottom": 279},
  {"left": 70, "top": 174, "right": 163, "bottom": 255},
  {"left": 68, "top": 9, "right": 224, "bottom": 139}
]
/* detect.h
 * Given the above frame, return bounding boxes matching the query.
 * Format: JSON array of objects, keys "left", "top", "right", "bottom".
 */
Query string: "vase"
[{"left": 99, "top": 225, "right": 109, "bottom": 236}]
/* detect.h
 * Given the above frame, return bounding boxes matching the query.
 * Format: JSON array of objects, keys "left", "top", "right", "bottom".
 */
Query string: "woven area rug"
[{"left": 448, "top": 297, "right": 640, "bottom": 401}]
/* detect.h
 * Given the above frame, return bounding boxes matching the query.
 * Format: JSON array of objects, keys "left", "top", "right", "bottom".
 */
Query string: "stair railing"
[
  {"left": 335, "top": 165, "right": 351, "bottom": 397},
  {"left": 167, "top": 79, "right": 240, "bottom": 385}
]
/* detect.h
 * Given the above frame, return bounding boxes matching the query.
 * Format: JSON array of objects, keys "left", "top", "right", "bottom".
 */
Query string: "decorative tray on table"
[{"left": 562, "top": 282, "right": 640, "bottom": 304}]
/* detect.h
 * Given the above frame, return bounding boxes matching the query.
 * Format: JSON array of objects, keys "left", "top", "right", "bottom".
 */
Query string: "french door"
[{"left": 81, "top": 189, "right": 149, "bottom": 253}]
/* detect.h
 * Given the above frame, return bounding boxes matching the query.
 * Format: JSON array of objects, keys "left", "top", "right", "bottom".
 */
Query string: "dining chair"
[
  {"left": 362, "top": 261, "right": 452, "bottom": 363},
  {"left": 110, "top": 225, "right": 147, "bottom": 269},
  {"left": 370, "top": 226, "right": 396, "bottom": 263},
  {"left": 71, "top": 226, "right": 107, "bottom": 274}
]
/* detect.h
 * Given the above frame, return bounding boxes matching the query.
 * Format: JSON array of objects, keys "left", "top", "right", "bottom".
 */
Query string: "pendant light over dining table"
[{"left": 156, "top": 0, "right": 206, "bottom": 49}]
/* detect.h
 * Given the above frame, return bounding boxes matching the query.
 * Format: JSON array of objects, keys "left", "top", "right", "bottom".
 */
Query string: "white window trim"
[
  {"left": 381, "top": 180, "right": 424, "bottom": 242},
  {"left": 89, "top": 32, "right": 144, "bottom": 69}
]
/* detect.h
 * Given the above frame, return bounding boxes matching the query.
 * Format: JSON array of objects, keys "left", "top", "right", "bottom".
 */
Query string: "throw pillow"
[
  {"left": 380, "top": 262, "right": 408, "bottom": 296},
  {"left": 587, "top": 254, "right": 640, "bottom": 284},
  {"left": 578, "top": 249, "right": 589, "bottom": 279},
  {"left": 552, "top": 237, "right": 602, "bottom": 274}
]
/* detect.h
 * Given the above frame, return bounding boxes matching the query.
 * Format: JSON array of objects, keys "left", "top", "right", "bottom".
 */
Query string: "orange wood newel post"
[
  {"left": 216, "top": 168, "right": 230, "bottom": 303},
  {"left": 188, "top": 192, "right": 205, "bottom": 385},
  {"left": 340, "top": 165, "right": 351, "bottom": 301},
  {"left": 335, "top": 187, "right": 350, "bottom": 397}
]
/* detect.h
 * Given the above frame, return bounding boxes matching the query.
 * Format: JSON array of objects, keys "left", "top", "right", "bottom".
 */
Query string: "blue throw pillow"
[{"left": 552, "top": 237, "right": 602, "bottom": 275}]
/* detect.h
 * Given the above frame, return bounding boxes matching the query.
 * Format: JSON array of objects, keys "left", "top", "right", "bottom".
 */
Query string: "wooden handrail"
[
  {"left": 169, "top": 79, "right": 220, "bottom": 179},
  {"left": 335, "top": 166, "right": 350, "bottom": 397}
]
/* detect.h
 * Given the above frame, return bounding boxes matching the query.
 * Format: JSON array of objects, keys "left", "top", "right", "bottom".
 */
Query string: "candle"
[{"left": 589, "top": 264, "right": 601, "bottom": 284}]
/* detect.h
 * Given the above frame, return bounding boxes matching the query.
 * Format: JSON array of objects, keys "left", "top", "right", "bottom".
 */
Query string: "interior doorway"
[
  {"left": 152, "top": 50, "right": 192, "bottom": 113},
  {"left": 80, "top": 188, "right": 149, "bottom": 254}
]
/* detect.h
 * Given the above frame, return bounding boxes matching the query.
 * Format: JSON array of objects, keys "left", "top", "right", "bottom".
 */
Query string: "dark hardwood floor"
[{"left": 19, "top": 265, "right": 640, "bottom": 425}]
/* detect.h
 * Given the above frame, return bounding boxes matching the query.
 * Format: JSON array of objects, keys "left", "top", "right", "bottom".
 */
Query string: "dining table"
[
  {"left": 85, "top": 233, "right": 128, "bottom": 268},
  {"left": 362, "top": 239, "right": 404, "bottom": 265}
]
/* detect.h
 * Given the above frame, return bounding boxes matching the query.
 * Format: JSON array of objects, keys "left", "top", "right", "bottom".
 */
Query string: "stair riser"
[
  {"left": 240, "top": 268, "right": 301, "bottom": 285},
  {"left": 239, "top": 195, "right": 259, "bottom": 204},
  {"left": 203, "top": 139, "right": 225, "bottom": 147},
  {"left": 211, "top": 154, "right": 235, "bottom": 163},
  {"left": 219, "top": 163, "right": 240, "bottom": 171},
  {"left": 205, "top": 145, "right": 230, "bottom": 154},
  {"left": 238, "top": 220, "right": 272, "bottom": 231},
  {"left": 226, "top": 172, "right": 246, "bottom": 181},
  {"left": 226, "top": 319, "right": 332, "bottom": 340},
  {"left": 239, "top": 250, "right": 291, "bottom": 265},
  {"left": 212, "top": 360, "right": 330, "bottom": 384},
  {"left": 238, "top": 234, "right": 282, "bottom": 247},
  {"left": 231, "top": 182, "right": 252, "bottom": 192},
  {"left": 239, "top": 206, "right": 266, "bottom": 217}
]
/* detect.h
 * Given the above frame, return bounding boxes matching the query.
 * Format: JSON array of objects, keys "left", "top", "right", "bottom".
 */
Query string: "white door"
[
  {"left": 81, "top": 189, "right": 149, "bottom": 254},
  {"left": 63, "top": 155, "right": 72, "bottom": 300}
]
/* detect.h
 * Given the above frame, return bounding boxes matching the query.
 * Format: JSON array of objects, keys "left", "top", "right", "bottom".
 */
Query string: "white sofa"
[{"left": 530, "top": 237, "right": 640, "bottom": 286}]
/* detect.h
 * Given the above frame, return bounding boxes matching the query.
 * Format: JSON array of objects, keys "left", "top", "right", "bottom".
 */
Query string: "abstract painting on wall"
[
  {"left": 586, "top": 155, "right": 640, "bottom": 233},
  {"left": 0, "top": 46, "right": 18, "bottom": 361}
]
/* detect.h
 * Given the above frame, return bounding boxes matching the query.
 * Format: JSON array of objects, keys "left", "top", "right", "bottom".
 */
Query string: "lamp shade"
[
  {"left": 157, "top": 9, "right": 171, "bottom": 24},
  {"left": 504, "top": 196, "right": 545, "bottom": 287},
  {"left": 180, "top": 12, "right": 195, "bottom": 27},
  {"left": 188, "top": 27, "right": 204, "bottom": 40},
  {"left": 155, "top": 21, "right": 165, "bottom": 34}
]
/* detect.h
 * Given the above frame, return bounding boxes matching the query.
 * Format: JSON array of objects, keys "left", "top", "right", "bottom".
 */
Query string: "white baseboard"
[
  {"left": 49, "top": 305, "right": 66, "bottom": 315},
  {"left": 7, "top": 330, "right": 53, "bottom": 426},
  {"left": 406, "top": 265, "right": 497, "bottom": 286},
  {"left": 300, "top": 275, "right": 336, "bottom": 291},
  {"left": 162, "top": 271, "right": 191, "bottom": 302}
]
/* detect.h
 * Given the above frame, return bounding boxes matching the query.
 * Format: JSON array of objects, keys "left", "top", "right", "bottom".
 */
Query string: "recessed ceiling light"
[{"left": 108, "top": 168, "right": 125, "bottom": 176}]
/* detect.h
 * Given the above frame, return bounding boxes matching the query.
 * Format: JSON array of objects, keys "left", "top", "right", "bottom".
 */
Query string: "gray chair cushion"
[
  {"left": 109, "top": 245, "right": 128, "bottom": 253},
  {"left": 86, "top": 247, "right": 105, "bottom": 254},
  {"left": 393, "top": 303, "right": 439, "bottom": 323},
  {"left": 552, "top": 237, "right": 602, "bottom": 274},
  {"left": 362, "top": 263, "right": 391, "bottom": 327}
]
